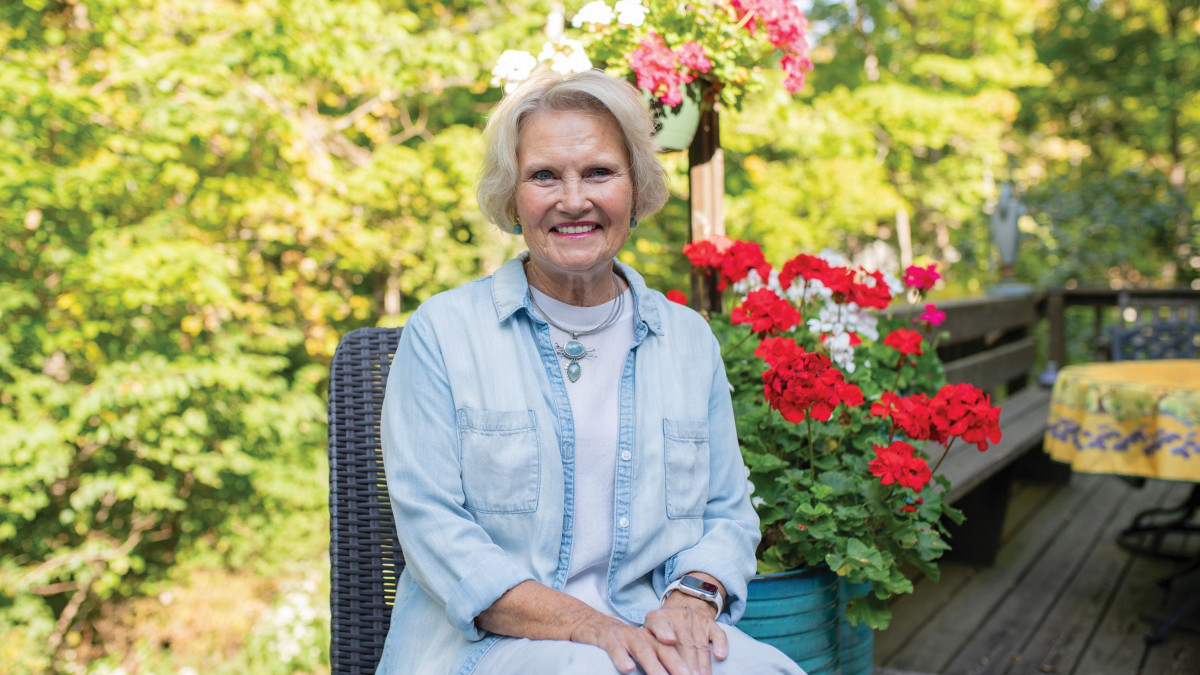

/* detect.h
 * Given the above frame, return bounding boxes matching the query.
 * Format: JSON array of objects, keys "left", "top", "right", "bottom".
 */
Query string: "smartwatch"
[{"left": 662, "top": 574, "right": 724, "bottom": 616}]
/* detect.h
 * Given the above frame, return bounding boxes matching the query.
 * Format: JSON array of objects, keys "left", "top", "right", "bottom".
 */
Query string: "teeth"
[{"left": 557, "top": 224, "right": 597, "bottom": 234}]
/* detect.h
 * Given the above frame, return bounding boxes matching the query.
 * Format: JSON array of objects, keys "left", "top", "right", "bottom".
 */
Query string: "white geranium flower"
[
  {"left": 614, "top": 0, "right": 649, "bottom": 26},
  {"left": 572, "top": 0, "right": 615, "bottom": 27},
  {"left": 538, "top": 38, "right": 593, "bottom": 75},
  {"left": 490, "top": 50, "right": 538, "bottom": 93},
  {"left": 731, "top": 268, "right": 767, "bottom": 297}
]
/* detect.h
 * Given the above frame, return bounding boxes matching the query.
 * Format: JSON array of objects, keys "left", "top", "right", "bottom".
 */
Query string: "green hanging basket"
[{"left": 644, "top": 89, "right": 701, "bottom": 152}]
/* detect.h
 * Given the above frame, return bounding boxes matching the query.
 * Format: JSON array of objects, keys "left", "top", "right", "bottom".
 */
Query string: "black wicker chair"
[
  {"left": 329, "top": 327, "right": 405, "bottom": 674},
  {"left": 1111, "top": 321, "right": 1199, "bottom": 361}
]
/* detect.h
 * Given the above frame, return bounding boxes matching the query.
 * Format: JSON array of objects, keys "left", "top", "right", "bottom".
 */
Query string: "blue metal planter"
[
  {"left": 739, "top": 567, "right": 841, "bottom": 675},
  {"left": 839, "top": 580, "right": 875, "bottom": 675}
]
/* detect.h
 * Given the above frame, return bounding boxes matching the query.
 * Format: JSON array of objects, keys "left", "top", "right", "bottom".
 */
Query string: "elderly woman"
[{"left": 378, "top": 70, "right": 803, "bottom": 675}]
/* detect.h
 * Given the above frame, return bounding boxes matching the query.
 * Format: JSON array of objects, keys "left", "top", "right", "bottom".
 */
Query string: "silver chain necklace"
[{"left": 528, "top": 273, "right": 623, "bottom": 383}]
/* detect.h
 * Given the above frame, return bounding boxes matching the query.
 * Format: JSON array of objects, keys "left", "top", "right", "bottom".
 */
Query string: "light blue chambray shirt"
[{"left": 375, "top": 254, "right": 760, "bottom": 675}]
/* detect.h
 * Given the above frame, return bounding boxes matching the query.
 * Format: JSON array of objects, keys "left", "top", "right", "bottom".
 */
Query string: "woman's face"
[{"left": 514, "top": 109, "right": 633, "bottom": 302}]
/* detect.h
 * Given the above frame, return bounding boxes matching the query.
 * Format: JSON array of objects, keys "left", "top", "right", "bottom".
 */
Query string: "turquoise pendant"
[
  {"left": 562, "top": 340, "right": 586, "bottom": 382},
  {"left": 563, "top": 340, "right": 586, "bottom": 359}
]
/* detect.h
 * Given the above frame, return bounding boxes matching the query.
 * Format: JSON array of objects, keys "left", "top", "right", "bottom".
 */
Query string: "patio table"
[
  {"left": 1044, "top": 360, "right": 1200, "bottom": 480},
  {"left": 1042, "top": 359, "right": 1200, "bottom": 643}
]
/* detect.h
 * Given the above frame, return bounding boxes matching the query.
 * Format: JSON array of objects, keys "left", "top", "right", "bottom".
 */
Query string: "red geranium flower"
[
  {"left": 883, "top": 328, "right": 924, "bottom": 356},
  {"left": 869, "top": 440, "right": 932, "bottom": 493},
  {"left": 778, "top": 253, "right": 831, "bottom": 289},
  {"left": 718, "top": 240, "right": 773, "bottom": 290},
  {"left": 732, "top": 289, "right": 802, "bottom": 335},
  {"left": 929, "top": 383, "right": 1003, "bottom": 451},
  {"left": 682, "top": 239, "right": 724, "bottom": 269},
  {"left": 870, "top": 391, "right": 936, "bottom": 441},
  {"left": 871, "top": 384, "right": 1003, "bottom": 451},
  {"left": 849, "top": 270, "right": 893, "bottom": 310},
  {"left": 666, "top": 289, "right": 689, "bottom": 305},
  {"left": 755, "top": 337, "right": 864, "bottom": 423}
]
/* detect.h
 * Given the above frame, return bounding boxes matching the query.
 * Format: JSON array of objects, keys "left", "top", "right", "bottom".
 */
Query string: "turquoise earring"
[
  {"left": 513, "top": 223, "right": 522, "bottom": 234},
  {"left": 629, "top": 217, "right": 638, "bottom": 229}
]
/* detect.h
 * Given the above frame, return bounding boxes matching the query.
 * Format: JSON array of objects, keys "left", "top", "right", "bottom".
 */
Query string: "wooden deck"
[{"left": 875, "top": 474, "right": 1200, "bottom": 675}]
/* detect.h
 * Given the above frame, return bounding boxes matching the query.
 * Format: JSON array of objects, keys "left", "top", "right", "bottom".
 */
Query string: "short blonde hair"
[{"left": 477, "top": 70, "right": 669, "bottom": 233}]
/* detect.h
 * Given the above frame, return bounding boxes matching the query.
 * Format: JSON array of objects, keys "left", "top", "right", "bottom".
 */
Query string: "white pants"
[{"left": 473, "top": 623, "right": 805, "bottom": 675}]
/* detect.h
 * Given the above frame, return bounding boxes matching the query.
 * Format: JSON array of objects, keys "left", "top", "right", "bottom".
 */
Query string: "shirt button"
[
  {"left": 621, "top": 451, "right": 632, "bottom": 461},
  {"left": 619, "top": 517, "right": 630, "bottom": 528}
]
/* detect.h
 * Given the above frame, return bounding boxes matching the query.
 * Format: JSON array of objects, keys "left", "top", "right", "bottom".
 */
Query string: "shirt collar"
[{"left": 492, "top": 252, "right": 664, "bottom": 336}]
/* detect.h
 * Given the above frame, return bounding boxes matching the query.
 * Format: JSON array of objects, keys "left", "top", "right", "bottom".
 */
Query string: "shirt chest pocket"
[
  {"left": 663, "top": 418, "right": 711, "bottom": 519},
  {"left": 457, "top": 408, "right": 540, "bottom": 514}
]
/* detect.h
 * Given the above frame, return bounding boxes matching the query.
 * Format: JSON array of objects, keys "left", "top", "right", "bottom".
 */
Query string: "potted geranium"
[
  {"left": 488, "top": 0, "right": 815, "bottom": 148},
  {"left": 673, "top": 237, "right": 1002, "bottom": 673}
]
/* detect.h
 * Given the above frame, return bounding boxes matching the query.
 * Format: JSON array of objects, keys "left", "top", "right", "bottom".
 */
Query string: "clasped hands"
[{"left": 570, "top": 585, "right": 728, "bottom": 675}]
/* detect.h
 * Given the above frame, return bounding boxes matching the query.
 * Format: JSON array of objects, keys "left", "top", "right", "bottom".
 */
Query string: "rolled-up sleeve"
[
  {"left": 665, "top": 336, "right": 761, "bottom": 623},
  {"left": 381, "top": 309, "right": 533, "bottom": 641}
]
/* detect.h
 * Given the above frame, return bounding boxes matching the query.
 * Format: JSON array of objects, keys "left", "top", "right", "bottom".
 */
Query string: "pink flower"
[
  {"left": 731, "top": 0, "right": 813, "bottom": 93},
  {"left": 903, "top": 264, "right": 941, "bottom": 291},
  {"left": 630, "top": 32, "right": 685, "bottom": 106},
  {"left": 676, "top": 41, "right": 713, "bottom": 74},
  {"left": 920, "top": 304, "right": 946, "bottom": 326},
  {"left": 629, "top": 35, "right": 713, "bottom": 107}
]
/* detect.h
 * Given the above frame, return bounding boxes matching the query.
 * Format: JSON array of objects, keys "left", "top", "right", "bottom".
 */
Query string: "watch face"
[{"left": 680, "top": 576, "right": 719, "bottom": 596}]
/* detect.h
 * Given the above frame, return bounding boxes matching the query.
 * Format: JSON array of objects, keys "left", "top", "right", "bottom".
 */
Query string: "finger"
[
  {"left": 651, "top": 640, "right": 698, "bottom": 675},
  {"left": 628, "top": 635, "right": 671, "bottom": 675},
  {"left": 603, "top": 645, "right": 639, "bottom": 675},
  {"left": 709, "top": 621, "right": 729, "bottom": 661},
  {"left": 644, "top": 611, "right": 678, "bottom": 645}
]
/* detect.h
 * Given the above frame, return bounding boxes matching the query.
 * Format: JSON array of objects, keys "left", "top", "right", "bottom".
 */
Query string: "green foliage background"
[{"left": 1, "top": 0, "right": 1196, "bottom": 671}]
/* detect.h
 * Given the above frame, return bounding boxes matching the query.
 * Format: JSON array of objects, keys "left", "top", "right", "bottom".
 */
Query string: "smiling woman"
[{"left": 375, "top": 70, "right": 804, "bottom": 675}]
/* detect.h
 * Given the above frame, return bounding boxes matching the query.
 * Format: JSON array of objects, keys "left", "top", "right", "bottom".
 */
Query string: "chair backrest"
[
  {"left": 328, "top": 327, "right": 405, "bottom": 675},
  {"left": 1111, "top": 321, "right": 1200, "bottom": 361},
  {"left": 1111, "top": 292, "right": 1200, "bottom": 361}
]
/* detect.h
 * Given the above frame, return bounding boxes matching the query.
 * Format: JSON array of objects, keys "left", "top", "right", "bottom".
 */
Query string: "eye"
[
  {"left": 586, "top": 167, "right": 615, "bottom": 180},
  {"left": 531, "top": 170, "right": 555, "bottom": 182}
]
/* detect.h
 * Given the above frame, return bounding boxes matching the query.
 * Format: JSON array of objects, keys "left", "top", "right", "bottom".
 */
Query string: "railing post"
[
  {"left": 1048, "top": 289, "right": 1066, "bottom": 366},
  {"left": 688, "top": 106, "right": 724, "bottom": 314}
]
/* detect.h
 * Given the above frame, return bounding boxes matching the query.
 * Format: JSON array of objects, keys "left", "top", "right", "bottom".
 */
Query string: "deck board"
[
  {"left": 997, "top": 474, "right": 1171, "bottom": 674},
  {"left": 942, "top": 476, "right": 1134, "bottom": 674},
  {"left": 876, "top": 476, "right": 1200, "bottom": 675},
  {"left": 882, "top": 474, "right": 1107, "bottom": 672}
]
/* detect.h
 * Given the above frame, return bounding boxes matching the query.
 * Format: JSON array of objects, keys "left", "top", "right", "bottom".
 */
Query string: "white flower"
[
  {"left": 538, "top": 38, "right": 593, "bottom": 75},
  {"left": 614, "top": 0, "right": 649, "bottom": 26},
  {"left": 731, "top": 268, "right": 766, "bottom": 296},
  {"left": 572, "top": 1, "right": 615, "bottom": 27},
  {"left": 490, "top": 50, "right": 538, "bottom": 93}
]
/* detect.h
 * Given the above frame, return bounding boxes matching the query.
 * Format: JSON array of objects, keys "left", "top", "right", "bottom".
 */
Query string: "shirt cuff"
[{"left": 445, "top": 557, "right": 535, "bottom": 641}]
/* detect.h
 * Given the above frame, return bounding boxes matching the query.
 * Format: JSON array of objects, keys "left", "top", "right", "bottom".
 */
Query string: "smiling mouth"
[{"left": 552, "top": 223, "right": 599, "bottom": 235}]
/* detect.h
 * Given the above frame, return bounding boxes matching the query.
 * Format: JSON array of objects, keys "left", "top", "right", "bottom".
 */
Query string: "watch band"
[{"left": 661, "top": 574, "right": 724, "bottom": 616}]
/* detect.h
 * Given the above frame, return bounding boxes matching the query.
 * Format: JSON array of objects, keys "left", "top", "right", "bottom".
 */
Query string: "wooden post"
[
  {"left": 688, "top": 107, "right": 724, "bottom": 314},
  {"left": 1047, "top": 289, "right": 1065, "bottom": 366}
]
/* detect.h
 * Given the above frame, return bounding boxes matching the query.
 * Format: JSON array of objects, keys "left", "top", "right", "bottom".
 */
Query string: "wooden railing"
[
  {"left": 894, "top": 292, "right": 1044, "bottom": 397},
  {"left": 1044, "top": 287, "right": 1200, "bottom": 366}
]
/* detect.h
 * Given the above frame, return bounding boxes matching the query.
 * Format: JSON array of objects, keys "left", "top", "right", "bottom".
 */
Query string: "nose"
[{"left": 557, "top": 176, "right": 592, "bottom": 214}]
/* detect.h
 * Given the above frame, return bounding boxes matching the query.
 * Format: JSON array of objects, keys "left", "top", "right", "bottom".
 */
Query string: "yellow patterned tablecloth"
[{"left": 1044, "top": 360, "right": 1200, "bottom": 481}]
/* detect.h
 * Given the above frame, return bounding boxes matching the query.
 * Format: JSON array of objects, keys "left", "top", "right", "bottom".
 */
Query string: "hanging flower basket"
[{"left": 646, "top": 88, "right": 701, "bottom": 151}]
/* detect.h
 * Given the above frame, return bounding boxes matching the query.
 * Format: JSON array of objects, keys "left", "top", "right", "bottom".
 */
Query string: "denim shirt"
[{"left": 376, "top": 254, "right": 760, "bottom": 675}]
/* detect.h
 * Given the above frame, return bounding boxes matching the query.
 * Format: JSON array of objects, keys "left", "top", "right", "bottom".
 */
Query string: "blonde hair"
[{"left": 476, "top": 70, "right": 669, "bottom": 233}]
